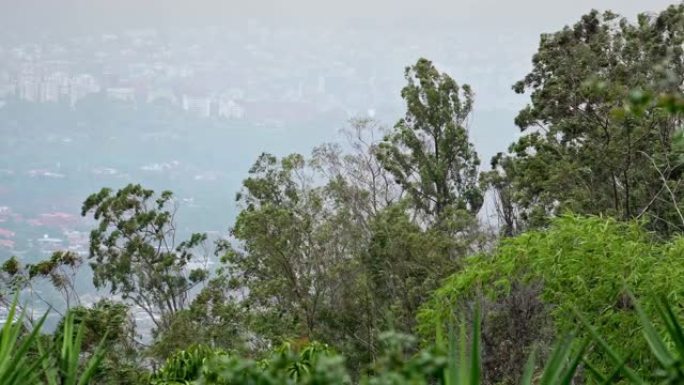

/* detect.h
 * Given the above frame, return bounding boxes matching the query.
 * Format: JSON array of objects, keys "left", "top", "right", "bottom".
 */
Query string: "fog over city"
[{"left": 0, "top": 0, "right": 676, "bottom": 324}]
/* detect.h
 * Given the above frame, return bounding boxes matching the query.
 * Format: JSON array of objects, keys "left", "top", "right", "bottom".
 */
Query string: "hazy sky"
[
  {"left": 1, "top": 0, "right": 679, "bottom": 154},
  {"left": 1, "top": 0, "right": 679, "bottom": 36},
  {"left": 1, "top": 0, "right": 678, "bottom": 161}
]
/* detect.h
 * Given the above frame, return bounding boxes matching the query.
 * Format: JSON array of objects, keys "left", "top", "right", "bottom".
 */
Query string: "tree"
[
  {"left": 484, "top": 6, "right": 684, "bottom": 234},
  {"left": 81, "top": 184, "right": 209, "bottom": 333},
  {"left": 377, "top": 58, "right": 483, "bottom": 228},
  {"left": 150, "top": 275, "right": 245, "bottom": 360},
  {"left": 312, "top": 118, "right": 403, "bottom": 227},
  {"left": 223, "top": 153, "right": 347, "bottom": 344},
  {"left": 362, "top": 203, "right": 455, "bottom": 334},
  {"left": 222, "top": 144, "right": 403, "bottom": 370},
  {"left": 221, "top": 112, "right": 481, "bottom": 371},
  {"left": 310, "top": 120, "right": 407, "bottom": 370}
]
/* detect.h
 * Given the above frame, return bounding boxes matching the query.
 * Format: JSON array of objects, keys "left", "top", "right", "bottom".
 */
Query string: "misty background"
[{"left": 0, "top": 0, "right": 676, "bottom": 313}]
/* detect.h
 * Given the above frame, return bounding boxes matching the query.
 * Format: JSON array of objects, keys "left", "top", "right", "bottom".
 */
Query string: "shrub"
[{"left": 418, "top": 215, "right": 684, "bottom": 377}]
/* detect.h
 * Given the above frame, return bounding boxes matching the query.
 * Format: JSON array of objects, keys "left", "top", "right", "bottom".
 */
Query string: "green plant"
[
  {"left": 152, "top": 344, "right": 225, "bottom": 384},
  {"left": 0, "top": 296, "right": 106, "bottom": 385},
  {"left": 577, "top": 293, "right": 684, "bottom": 384},
  {"left": 41, "top": 311, "right": 107, "bottom": 385},
  {"left": 0, "top": 298, "right": 48, "bottom": 385},
  {"left": 418, "top": 215, "right": 684, "bottom": 377}
]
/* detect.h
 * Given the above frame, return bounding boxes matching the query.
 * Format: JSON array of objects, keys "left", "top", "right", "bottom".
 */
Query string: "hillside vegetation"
[{"left": 4, "top": 3, "right": 684, "bottom": 384}]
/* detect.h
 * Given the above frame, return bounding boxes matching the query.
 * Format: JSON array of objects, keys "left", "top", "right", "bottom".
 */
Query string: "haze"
[{"left": 1, "top": 0, "right": 674, "bottom": 34}]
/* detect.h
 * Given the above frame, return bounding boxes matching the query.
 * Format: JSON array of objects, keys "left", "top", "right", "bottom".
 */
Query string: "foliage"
[
  {"left": 363, "top": 203, "right": 464, "bottom": 334},
  {"left": 418, "top": 215, "right": 684, "bottom": 378},
  {"left": 578, "top": 294, "right": 684, "bottom": 384},
  {"left": 484, "top": 5, "right": 684, "bottom": 234},
  {"left": 222, "top": 152, "right": 348, "bottom": 343},
  {"left": 9, "top": 5, "right": 684, "bottom": 383},
  {"left": 377, "top": 58, "right": 482, "bottom": 228},
  {"left": 479, "top": 281, "right": 552, "bottom": 385},
  {"left": 221, "top": 136, "right": 476, "bottom": 370},
  {"left": 197, "top": 340, "right": 349, "bottom": 385},
  {"left": 56, "top": 300, "right": 144, "bottom": 385},
  {"left": 1, "top": 251, "right": 82, "bottom": 309},
  {"left": 82, "top": 184, "right": 210, "bottom": 333},
  {"left": 41, "top": 311, "right": 107, "bottom": 385},
  {"left": 0, "top": 297, "right": 48, "bottom": 385},
  {"left": 311, "top": 118, "right": 401, "bottom": 223},
  {"left": 0, "top": 296, "right": 105, "bottom": 385},
  {"left": 150, "top": 276, "right": 245, "bottom": 361},
  {"left": 151, "top": 344, "right": 226, "bottom": 384},
  {"left": 8, "top": 285, "right": 684, "bottom": 385}
]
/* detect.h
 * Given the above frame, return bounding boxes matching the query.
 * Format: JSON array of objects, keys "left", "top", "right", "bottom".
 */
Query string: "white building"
[
  {"left": 217, "top": 98, "right": 244, "bottom": 119},
  {"left": 182, "top": 94, "right": 211, "bottom": 118}
]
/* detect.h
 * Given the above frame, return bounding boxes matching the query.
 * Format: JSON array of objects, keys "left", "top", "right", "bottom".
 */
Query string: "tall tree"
[
  {"left": 484, "top": 6, "right": 684, "bottom": 234},
  {"left": 377, "top": 58, "right": 482, "bottom": 229},
  {"left": 82, "top": 184, "right": 209, "bottom": 333},
  {"left": 222, "top": 153, "right": 349, "bottom": 344}
]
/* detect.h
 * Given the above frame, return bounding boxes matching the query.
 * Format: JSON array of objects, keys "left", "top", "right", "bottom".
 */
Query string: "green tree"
[
  {"left": 310, "top": 120, "right": 405, "bottom": 370},
  {"left": 362, "top": 203, "right": 455, "bottom": 334},
  {"left": 377, "top": 58, "right": 483, "bottom": 228},
  {"left": 222, "top": 153, "right": 347, "bottom": 344},
  {"left": 81, "top": 184, "right": 210, "bottom": 334},
  {"left": 222, "top": 143, "right": 405, "bottom": 371},
  {"left": 484, "top": 5, "right": 684, "bottom": 234},
  {"left": 150, "top": 276, "right": 245, "bottom": 360}
]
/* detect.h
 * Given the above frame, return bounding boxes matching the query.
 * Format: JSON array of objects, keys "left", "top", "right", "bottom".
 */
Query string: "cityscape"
[{"left": 0, "top": 21, "right": 532, "bottom": 123}]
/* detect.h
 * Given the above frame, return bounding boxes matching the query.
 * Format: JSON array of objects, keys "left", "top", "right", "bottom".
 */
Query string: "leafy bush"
[
  {"left": 418, "top": 215, "right": 684, "bottom": 377},
  {"left": 151, "top": 344, "right": 226, "bottom": 384}
]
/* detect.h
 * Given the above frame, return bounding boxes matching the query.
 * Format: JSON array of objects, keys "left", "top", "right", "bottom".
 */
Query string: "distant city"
[{"left": 0, "top": 22, "right": 532, "bottom": 123}]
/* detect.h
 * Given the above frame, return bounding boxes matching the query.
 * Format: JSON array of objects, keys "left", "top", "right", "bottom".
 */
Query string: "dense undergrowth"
[{"left": 5, "top": 289, "right": 684, "bottom": 385}]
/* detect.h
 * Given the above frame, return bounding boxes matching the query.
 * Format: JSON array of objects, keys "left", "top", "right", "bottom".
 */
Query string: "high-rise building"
[
  {"left": 39, "top": 72, "right": 69, "bottom": 102},
  {"left": 69, "top": 74, "right": 101, "bottom": 107}
]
